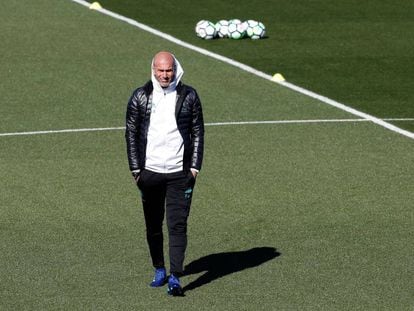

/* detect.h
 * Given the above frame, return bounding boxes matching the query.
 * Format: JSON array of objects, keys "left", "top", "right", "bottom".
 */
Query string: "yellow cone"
[
  {"left": 89, "top": 2, "right": 102, "bottom": 10},
  {"left": 272, "top": 73, "right": 285, "bottom": 82}
]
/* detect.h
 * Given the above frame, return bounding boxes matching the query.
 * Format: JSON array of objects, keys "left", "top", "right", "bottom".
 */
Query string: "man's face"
[{"left": 153, "top": 58, "right": 175, "bottom": 88}]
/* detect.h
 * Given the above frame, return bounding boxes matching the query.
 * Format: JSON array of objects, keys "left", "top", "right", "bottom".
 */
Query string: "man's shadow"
[{"left": 183, "top": 247, "right": 281, "bottom": 292}]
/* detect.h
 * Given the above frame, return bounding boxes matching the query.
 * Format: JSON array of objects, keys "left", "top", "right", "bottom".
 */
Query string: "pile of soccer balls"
[{"left": 195, "top": 19, "right": 266, "bottom": 40}]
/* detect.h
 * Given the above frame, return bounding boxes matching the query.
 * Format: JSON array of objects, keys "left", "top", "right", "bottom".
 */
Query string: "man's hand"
[
  {"left": 190, "top": 169, "right": 198, "bottom": 179},
  {"left": 132, "top": 171, "right": 140, "bottom": 183}
]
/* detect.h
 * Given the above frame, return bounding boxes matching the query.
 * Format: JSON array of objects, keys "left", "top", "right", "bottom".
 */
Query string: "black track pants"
[{"left": 137, "top": 169, "right": 195, "bottom": 275}]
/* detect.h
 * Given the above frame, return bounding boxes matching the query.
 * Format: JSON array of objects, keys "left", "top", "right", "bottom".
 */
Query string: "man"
[{"left": 125, "top": 51, "right": 204, "bottom": 296}]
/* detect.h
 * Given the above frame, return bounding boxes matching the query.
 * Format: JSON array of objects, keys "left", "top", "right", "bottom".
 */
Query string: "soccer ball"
[
  {"left": 215, "top": 20, "right": 229, "bottom": 38},
  {"left": 228, "top": 18, "right": 242, "bottom": 25},
  {"left": 195, "top": 20, "right": 217, "bottom": 39},
  {"left": 195, "top": 20, "right": 207, "bottom": 36},
  {"left": 228, "top": 20, "right": 247, "bottom": 40},
  {"left": 245, "top": 20, "right": 266, "bottom": 39}
]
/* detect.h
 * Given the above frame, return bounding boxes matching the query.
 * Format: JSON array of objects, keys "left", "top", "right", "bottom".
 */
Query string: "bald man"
[{"left": 125, "top": 51, "right": 204, "bottom": 296}]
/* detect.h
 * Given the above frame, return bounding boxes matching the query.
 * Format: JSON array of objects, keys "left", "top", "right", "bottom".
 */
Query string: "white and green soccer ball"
[
  {"left": 215, "top": 20, "right": 229, "bottom": 38},
  {"left": 228, "top": 19, "right": 247, "bottom": 40},
  {"left": 245, "top": 20, "right": 266, "bottom": 39},
  {"left": 195, "top": 20, "right": 217, "bottom": 39},
  {"left": 195, "top": 20, "right": 207, "bottom": 35},
  {"left": 228, "top": 18, "right": 242, "bottom": 25}
]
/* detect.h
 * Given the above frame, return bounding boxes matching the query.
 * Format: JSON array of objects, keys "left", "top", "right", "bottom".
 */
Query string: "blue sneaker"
[
  {"left": 150, "top": 268, "right": 167, "bottom": 287},
  {"left": 167, "top": 274, "right": 184, "bottom": 296}
]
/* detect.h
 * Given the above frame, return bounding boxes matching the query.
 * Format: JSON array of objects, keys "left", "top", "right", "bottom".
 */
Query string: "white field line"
[
  {"left": 70, "top": 0, "right": 413, "bottom": 140},
  {"left": 0, "top": 127, "right": 124, "bottom": 137},
  {"left": 1, "top": 118, "right": 413, "bottom": 137}
]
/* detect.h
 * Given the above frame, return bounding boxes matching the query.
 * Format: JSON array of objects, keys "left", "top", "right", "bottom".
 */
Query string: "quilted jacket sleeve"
[
  {"left": 190, "top": 89, "right": 204, "bottom": 171},
  {"left": 125, "top": 89, "right": 141, "bottom": 171}
]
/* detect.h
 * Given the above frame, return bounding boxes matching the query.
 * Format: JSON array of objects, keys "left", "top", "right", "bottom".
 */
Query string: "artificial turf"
[
  {"left": 97, "top": 0, "right": 414, "bottom": 132},
  {"left": 1, "top": 0, "right": 413, "bottom": 310}
]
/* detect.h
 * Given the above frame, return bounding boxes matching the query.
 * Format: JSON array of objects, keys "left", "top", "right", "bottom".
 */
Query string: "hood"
[{"left": 151, "top": 54, "right": 184, "bottom": 94}]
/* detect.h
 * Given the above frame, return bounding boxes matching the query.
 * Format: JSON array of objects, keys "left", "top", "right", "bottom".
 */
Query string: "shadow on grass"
[{"left": 183, "top": 247, "right": 281, "bottom": 292}]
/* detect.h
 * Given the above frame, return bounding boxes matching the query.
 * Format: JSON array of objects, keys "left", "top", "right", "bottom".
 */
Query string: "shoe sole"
[{"left": 150, "top": 279, "right": 167, "bottom": 287}]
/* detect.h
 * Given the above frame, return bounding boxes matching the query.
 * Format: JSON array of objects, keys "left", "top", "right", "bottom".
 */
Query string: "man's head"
[{"left": 152, "top": 51, "right": 176, "bottom": 88}]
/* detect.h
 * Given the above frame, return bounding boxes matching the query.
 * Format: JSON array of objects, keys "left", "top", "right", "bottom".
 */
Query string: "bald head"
[
  {"left": 153, "top": 51, "right": 174, "bottom": 67},
  {"left": 153, "top": 51, "right": 176, "bottom": 88}
]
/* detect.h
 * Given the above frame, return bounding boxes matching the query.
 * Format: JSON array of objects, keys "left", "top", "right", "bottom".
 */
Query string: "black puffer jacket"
[{"left": 125, "top": 81, "right": 204, "bottom": 172}]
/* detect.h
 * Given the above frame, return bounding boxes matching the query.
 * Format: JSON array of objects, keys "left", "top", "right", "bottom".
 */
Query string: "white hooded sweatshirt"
[{"left": 145, "top": 55, "right": 185, "bottom": 173}]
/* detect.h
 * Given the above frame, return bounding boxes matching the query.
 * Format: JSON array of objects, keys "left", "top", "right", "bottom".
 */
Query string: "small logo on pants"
[{"left": 184, "top": 188, "right": 193, "bottom": 199}]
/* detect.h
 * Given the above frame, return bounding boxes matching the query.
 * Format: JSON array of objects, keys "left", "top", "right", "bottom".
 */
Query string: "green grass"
[
  {"left": 0, "top": 0, "right": 413, "bottom": 310},
  {"left": 98, "top": 0, "right": 414, "bottom": 132}
]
